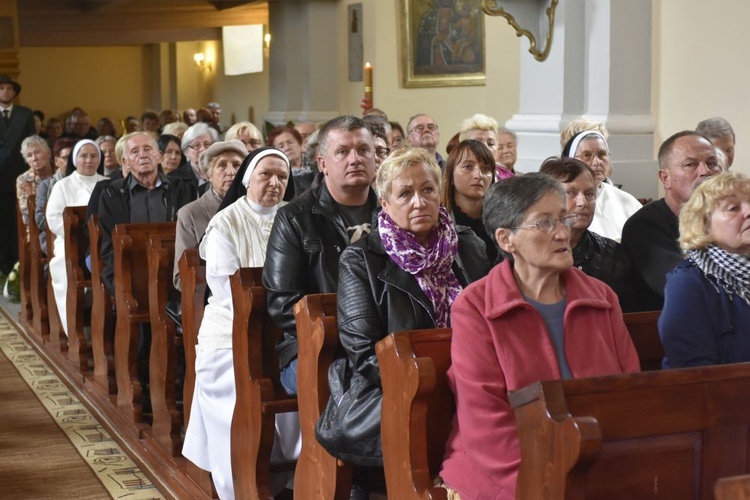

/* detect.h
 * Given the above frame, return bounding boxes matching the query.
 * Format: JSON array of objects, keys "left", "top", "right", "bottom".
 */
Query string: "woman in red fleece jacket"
[{"left": 439, "top": 172, "right": 640, "bottom": 499}]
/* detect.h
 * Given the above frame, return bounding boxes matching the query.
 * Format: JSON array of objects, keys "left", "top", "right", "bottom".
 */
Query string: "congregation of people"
[{"left": 4, "top": 65, "right": 750, "bottom": 499}]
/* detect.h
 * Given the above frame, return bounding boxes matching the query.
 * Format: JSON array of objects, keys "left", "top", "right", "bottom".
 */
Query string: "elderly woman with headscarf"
[
  {"left": 659, "top": 172, "right": 750, "bottom": 368},
  {"left": 182, "top": 147, "right": 299, "bottom": 500},
  {"left": 439, "top": 173, "right": 640, "bottom": 500},
  {"left": 315, "top": 148, "right": 489, "bottom": 489},
  {"left": 172, "top": 140, "right": 245, "bottom": 290},
  {"left": 46, "top": 139, "right": 106, "bottom": 335},
  {"left": 562, "top": 130, "right": 642, "bottom": 241}
]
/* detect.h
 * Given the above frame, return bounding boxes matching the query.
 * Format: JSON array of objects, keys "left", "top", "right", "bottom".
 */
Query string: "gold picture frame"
[{"left": 400, "top": 0, "right": 486, "bottom": 88}]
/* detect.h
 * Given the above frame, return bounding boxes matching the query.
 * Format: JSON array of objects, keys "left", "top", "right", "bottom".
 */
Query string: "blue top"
[
  {"left": 659, "top": 259, "right": 750, "bottom": 368},
  {"left": 526, "top": 295, "right": 573, "bottom": 379}
]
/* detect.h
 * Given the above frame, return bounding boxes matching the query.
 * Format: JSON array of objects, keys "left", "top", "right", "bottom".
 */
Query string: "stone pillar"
[
  {"left": 0, "top": 0, "right": 20, "bottom": 82},
  {"left": 505, "top": 0, "right": 656, "bottom": 199},
  {"left": 265, "top": 0, "right": 339, "bottom": 125}
]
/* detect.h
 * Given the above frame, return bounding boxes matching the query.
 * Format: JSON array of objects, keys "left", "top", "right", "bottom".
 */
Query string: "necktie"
[{"left": 2, "top": 109, "right": 8, "bottom": 123}]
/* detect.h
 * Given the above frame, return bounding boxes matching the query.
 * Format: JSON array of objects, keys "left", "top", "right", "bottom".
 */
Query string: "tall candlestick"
[{"left": 364, "top": 62, "right": 373, "bottom": 104}]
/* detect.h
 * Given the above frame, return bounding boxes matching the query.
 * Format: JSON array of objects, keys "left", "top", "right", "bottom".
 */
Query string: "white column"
[
  {"left": 506, "top": 0, "right": 656, "bottom": 199},
  {"left": 266, "top": 0, "right": 340, "bottom": 125}
]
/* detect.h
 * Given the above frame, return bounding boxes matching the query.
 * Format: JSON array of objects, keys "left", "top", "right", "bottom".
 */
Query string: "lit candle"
[{"left": 364, "top": 62, "right": 373, "bottom": 104}]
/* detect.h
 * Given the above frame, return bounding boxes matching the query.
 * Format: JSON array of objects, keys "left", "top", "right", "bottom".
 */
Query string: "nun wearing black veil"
[{"left": 182, "top": 146, "right": 301, "bottom": 499}]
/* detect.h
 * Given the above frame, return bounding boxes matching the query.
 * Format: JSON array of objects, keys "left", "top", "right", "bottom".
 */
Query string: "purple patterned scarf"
[{"left": 378, "top": 205, "right": 462, "bottom": 327}]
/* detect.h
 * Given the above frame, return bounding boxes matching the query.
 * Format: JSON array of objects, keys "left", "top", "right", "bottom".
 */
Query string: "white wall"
[{"left": 655, "top": 0, "right": 750, "bottom": 174}]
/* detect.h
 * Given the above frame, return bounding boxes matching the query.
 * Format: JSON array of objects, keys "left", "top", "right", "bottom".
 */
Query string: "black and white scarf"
[{"left": 688, "top": 245, "right": 750, "bottom": 306}]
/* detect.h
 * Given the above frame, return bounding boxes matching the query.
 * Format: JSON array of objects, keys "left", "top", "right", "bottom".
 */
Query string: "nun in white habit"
[
  {"left": 182, "top": 146, "right": 301, "bottom": 499},
  {"left": 46, "top": 139, "right": 106, "bottom": 335}
]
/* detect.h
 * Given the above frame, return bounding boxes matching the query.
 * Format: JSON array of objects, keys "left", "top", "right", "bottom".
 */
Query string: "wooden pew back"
[
  {"left": 113, "top": 222, "right": 176, "bottom": 423},
  {"left": 716, "top": 474, "right": 750, "bottom": 500},
  {"left": 511, "top": 363, "right": 750, "bottom": 499},
  {"left": 63, "top": 205, "right": 91, "bottom": 373},
  {"left": 293, "top": 293, "right": 352, "bottom": 499},
  {"left": 230, "top": 267, "right": 297, "bottom": 499},
  {"left": 27, "top": 195, "right": 49, "bottom": 343},
  {"left": 623, "top": 310, "right": 664, "bottom": 371},
  {"left": 16, "top": 198, "right": 32, "bottom": 324},
  {"left": 376, "top": 329, "right": 453, "bottom": 500},
  {"left": 146, "top": 230, "right": 182, "bottom": 456},
  {"left": 179, "top": 248, "right": 205, "bottom": 428}
]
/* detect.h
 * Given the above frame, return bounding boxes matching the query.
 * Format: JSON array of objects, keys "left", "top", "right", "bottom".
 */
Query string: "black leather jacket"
[
  {"left": 315, "top": 221, "right": 490, "bottom": 466},
  {"left": 573, "top": 229, "right": 637, "bottom": 313},
  {"left": 263, "top": 182, "right": 379, "bottom": 369}
]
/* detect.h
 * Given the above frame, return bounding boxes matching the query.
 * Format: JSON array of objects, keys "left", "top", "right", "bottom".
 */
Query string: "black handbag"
[
  {"left": 164, "top": 295, "right": 184, "bottom": 336},
  {"left": 315, "top": 357, "right": 384, "bottom": 466}
]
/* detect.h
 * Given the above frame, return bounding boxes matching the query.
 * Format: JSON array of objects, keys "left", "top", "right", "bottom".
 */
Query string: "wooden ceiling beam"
[{"left": 18, "top": 0, "right": 268, "bottom": 46}]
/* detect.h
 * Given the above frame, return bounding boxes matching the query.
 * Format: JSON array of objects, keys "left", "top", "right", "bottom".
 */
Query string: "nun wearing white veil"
[
  {"left": 46, "top": 139, "right": 106, "bottom": 335},
  {"left": 182, "top": 146, "right": 301, "bottom": 499}
]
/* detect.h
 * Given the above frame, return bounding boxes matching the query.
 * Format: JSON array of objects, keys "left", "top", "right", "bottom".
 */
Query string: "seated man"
[
  {"left": 696, "top": 116, "right": 735, "bottom": 169},
  {"left": 621, "top": 131, "right": 721, "bottom": 311},
  {"left": 406, "top": 113, "right": 443, "bottom": 168},
  {"left": 98, "top": 131, "right": 195, "bottom": 296},
  {"left": 263, "top": 115, "right": 379, "bottom": 397}
]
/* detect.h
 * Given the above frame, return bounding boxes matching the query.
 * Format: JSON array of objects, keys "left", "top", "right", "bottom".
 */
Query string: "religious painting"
[{"left": 400, "top": 0, "right": 486, "bottom": 88}]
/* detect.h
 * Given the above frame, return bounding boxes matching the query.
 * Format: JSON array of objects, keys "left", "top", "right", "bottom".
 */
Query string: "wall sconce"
[
  {"left": 194, "top": 52, "right": 212, "bottom": 71},
  {"left": 264, "top": 33, "right": 271, "bottom": 50}
]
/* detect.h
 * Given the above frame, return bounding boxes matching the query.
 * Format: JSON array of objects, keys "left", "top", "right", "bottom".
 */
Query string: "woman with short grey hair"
[
  {"left": 172, "top": 123, "right": 220, "bottom": 192},
  {"left": 440, "top": 172, "right": 640, "bottom": 499}
]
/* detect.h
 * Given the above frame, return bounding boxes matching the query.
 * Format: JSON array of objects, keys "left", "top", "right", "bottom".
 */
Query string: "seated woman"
[
  {"left": 35, "top": 137, "right": 76, "bottom": 255},
  {"left": 267, "top": 125, "right": 306, "bottom": 197},
  {"left": 173, "top": 140, "right": 246, "bottom": 290},
  {"left": 458, "top": 113, "right": 513, "bottom": 180},
  {"left": 315, "top": 148, "right": 490, "bottom": 483},
  {"left": 225, "top": 121, "right": 264, "bottom": 154},
  {"left": 96, "top": 135, "right": 119, "bottom": 177},
  {"left": 562, "top": 131, "right": 642, "bottom": 241},
  {"left": 157, "top": 134, "right": 185, "bottom": 175},
  {"left": 659, "top": 172, "right": 750, "bottom": 368},
  {"left": 182, "top": 147, "right": 299, "bottom": 500},
  {"left": 439, "top": 173, "right": 640, "bottom": 499},
  {"left": 16, "top": 135, "right": 54, "bottom": 228},
  {"left": 540, "top": 156, "right": 637, "bottom": 311},
  {"left": 441, "top": 139, "right": 497, "bottom": 264},
  {"left": 46, "top": 139, "right": 106, "bottom": 336}
]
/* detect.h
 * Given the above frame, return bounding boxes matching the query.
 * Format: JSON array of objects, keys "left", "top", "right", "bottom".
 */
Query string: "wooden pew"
[
  {"left": 623, "top": 310, "right": 664, "bottom": 371},
  {"left": 178, "top": 249, "right": 215, "bottom": 497},
  {"left": 88, "top": 214, "right": 117, "bottom": 397},
  {"left": 113, "top": 222, "right": 176, "bottom": 424},
  {"left": 16, "top": 198, "right": 32, "bottom": 326},
  {"left": 376, "top": 329, "right": 453, "bottom": 500},
  {"left": 27, "top": 195, "right": 49, "bottom": 344},
  {"left": 717, "top": 474, "right": 750, "bottom": 500},
  {"left": 145, "top": 229, "right": 182, "bottom": 456},
  {"left": 46, "top": 223, "right": 67, "bottom": 354},
  {"left": 63, "top": 206, "right": 92, "bottom": 373},
  {"left": 292, "top": 293, "right": 352, "bottom": 500},
  {"left": 230, "top": 268, "right": 298, "bottom": 500},
  {"left": 511, "top": 363, "right": 750, "bottom": 499},
  {"left": 179, "top": 248, "right": 206, "bottom": 433}
]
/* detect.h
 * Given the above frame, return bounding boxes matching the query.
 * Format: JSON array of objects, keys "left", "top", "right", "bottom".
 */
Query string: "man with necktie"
[{"left": 0, "top": 74, "right": 35, "bottom": 275}]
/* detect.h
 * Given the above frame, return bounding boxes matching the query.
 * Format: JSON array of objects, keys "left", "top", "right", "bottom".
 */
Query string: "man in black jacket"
[
  {"left": 263, "top": 115, "right": 378, "bottom": 396},
  {"left": 98, "top": 132, "right": 195, "bottom": 296},
  {"left": 0, "top": 74, "right": 35, "bottom": 274}
]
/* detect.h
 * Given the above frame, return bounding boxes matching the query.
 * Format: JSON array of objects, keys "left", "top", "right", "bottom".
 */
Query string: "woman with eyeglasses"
[
  {"left": 172, "top": 122, "right": 218, "bottom": 196},
  {"left": 439, "top": 172, "right": 640, "bottom": 500},
  {"left": 540, "top": 157, "right": 637, "bottom": 311},
  {"left": 562, "top": 130, "right": 642, "bottom": 242}
]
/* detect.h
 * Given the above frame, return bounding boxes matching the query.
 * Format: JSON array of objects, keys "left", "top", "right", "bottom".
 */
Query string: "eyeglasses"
[
  {"left": 512, "top": 214, "right": 579, "bottom": 233},
  {"left": 575, "top": 151, "right": 610, "bottom": 163},
  {"left": 409, "top": 123, "right": 438, "bottom": 134},
  {"left": 243, "top": 139, "right": 263, "bottom": 149},
  {"left": 375, "top": 146, "right": 391, "bottom": 160},
  {"left": 189, "top": 142, "right": 212, "bottom": 150}
]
